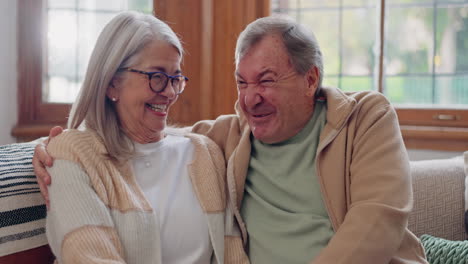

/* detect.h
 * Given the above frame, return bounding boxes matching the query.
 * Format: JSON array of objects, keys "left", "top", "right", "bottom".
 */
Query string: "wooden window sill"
[
  {"left": 11, "top": 124, "right": 65, "bottom": 143},
  {"left": 401, "top": 125, "right": 468, "bottom": 151}
]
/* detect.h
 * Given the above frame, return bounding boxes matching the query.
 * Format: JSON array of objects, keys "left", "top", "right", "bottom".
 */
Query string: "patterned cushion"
[
  {"left": 421, "top": 234, "right": 468, "bottom": 264},
  {"left": 0, "top": 143, "right": 47, "bottom": 257}
]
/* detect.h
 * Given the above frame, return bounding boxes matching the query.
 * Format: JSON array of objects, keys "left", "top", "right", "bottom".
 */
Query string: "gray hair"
[
  {"left": 235, "top": 15, "right": 324, "bottom": 92},
  {"left": 68, "top": 11, "right": 183, "bottom": 162}
]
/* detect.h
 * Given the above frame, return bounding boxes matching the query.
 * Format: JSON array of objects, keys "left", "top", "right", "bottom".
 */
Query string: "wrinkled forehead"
[{"left": 236, "top": 35, "right": 293, "bottom": 78}]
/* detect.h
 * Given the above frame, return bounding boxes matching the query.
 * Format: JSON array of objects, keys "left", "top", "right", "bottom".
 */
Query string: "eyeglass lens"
[{"left": 150, "top": 73, "right": 185, "bottom": 94}]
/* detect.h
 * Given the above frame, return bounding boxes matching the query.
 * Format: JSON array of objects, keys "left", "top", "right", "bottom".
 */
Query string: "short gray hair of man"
[
  {"left": 235, "top": 15, "right": 324, "bottom": 92},
  {"left": 67, "top": 11, "right": 183, "bottom": 162}
]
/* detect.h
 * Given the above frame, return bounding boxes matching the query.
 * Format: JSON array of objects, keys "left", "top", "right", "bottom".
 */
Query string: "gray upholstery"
[{"left": 408, "top": 156, "right": 465, "bottom": 241}]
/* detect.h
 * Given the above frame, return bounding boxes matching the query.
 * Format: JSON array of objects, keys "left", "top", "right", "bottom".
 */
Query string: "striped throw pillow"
[{"left": 0, "top": 143, "right": 47, "bottom": 257}]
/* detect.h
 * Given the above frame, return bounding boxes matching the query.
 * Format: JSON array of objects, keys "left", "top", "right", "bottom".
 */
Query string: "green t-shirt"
[{"left": 240, "top": 101, "right": 334, "bottom": 264}]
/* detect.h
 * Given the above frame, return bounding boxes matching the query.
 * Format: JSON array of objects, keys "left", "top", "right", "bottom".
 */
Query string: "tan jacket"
[{"left": 191, "top": 86, "right": 428, "bottom": 264}]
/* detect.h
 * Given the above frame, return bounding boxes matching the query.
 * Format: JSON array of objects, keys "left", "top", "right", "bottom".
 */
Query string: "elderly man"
[{"left": 35, "top": 16, "right": 427, "bottom": 263}]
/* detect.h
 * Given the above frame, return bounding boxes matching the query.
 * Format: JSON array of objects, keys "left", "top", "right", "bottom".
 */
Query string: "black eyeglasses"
[{"left": 119, "top": 68, "right": 188, "bottom": 95}]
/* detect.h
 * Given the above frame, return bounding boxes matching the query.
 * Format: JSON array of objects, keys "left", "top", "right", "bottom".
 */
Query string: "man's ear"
[{"left": 305, "top": 66, "right": 320, "bottom": 97}]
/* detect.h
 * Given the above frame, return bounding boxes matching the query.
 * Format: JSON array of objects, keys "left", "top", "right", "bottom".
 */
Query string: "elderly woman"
[{"left": 44, "top": 11, "right": 247, "bottom": 264}]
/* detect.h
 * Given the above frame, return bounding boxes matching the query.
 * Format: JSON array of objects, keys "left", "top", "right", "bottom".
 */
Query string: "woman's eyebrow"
[{"left": 146, "top": 66, "right": 182, "bottom": 74}]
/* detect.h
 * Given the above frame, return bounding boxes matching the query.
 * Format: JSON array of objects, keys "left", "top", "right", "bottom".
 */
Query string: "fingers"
[
  {"left": 34, "top": 126, "right": 63, "bottom": 209},
  {"left": 49, "top": 126, "right": 63, "bottom": 138},
  {"left": 33, "top": 139, "right": 53, "bottom": 209}
]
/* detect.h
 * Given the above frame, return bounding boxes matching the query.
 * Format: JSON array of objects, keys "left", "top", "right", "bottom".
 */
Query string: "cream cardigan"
[{"left": 46, "top": 129, "right": 248, "bottom": 264}]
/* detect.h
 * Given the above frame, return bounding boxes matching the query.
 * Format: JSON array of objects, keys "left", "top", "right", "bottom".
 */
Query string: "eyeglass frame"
[{"left": 118, "top": 68, "right": 189, "bottom": 95}]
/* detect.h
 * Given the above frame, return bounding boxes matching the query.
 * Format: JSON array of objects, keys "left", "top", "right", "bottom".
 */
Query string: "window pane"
[
  {"left": 439, "top": 0, "right": 468, "bottom": 2},
  {"left": 48, "top": 0, "right": 76, "bottom": 9},
  {"left": 341, "top": 76, "right": 373, "bottom": 92},
  {"left": 386, "top": 0, "right": 434, "bottom": 3},
  {"left": 323, "top": 76, "right": 339, "bottom": 88},
  {"left": 79, "top": 0, "right": 125, "bottom": 11},
  {"left": 342, "top": 0, "right": 377, "bottom": 6},
  {"left": 300, "top": 0, "right": 341, "bottom": 8},
  {"left": 44, "top": 0, "right": 153, "bottom": 103},
  {"left": 435, "top": 6, "right": 467, "bottom": 74},
  {"left": 271, "top": 0, "right": 299, "bottom": 12},
  {"left": 78, "top": 12, "right": 116, "bottom": 81},
  {"left": 301, "top": 10, "right": 341, "bottom": 74},
  {"left": 272, "top": 0, "right": 375, "bottom": 86},
  {"left": 385, "top": 76, "right": 433, "bottom": 105},
  {"left": 385, "top": 6, "right": 434, "bottom": 75},
  {"left": 127, "top": 0, "right": 153, "bottom": 12},
  {"left": 341, "top": 8, "right": 377, "bottom": 76},
  {"left": 46, "top": 10, "right": 78, "bottom": 103},
  {"left": 435, "top": 75, "right": 468, "bottom": 105}
]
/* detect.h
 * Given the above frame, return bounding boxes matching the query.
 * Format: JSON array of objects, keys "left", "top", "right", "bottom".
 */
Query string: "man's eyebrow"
[
  {"left": 258, "top": 70, "right": 277, "bottom": 79},
  {"left": 235, "top": 69, "right": 277, "bottom": 79}
]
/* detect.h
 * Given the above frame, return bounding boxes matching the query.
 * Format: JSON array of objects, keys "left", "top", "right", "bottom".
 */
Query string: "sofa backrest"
[{"left": 408, "top": 156, "right": 465, "bottom": 241}]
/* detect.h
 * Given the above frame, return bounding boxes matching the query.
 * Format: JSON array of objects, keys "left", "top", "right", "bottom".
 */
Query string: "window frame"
[{"left": 13, "top": 0, "right": 70, "bottom": 141}]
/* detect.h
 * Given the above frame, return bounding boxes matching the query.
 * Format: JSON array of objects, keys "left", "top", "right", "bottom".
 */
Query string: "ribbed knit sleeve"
[
  {"left": 46, "top": 159, "right": 126, "bottom": 263},
  {"left": 45, "top": 130, "right": 157, "bottom": 264}
]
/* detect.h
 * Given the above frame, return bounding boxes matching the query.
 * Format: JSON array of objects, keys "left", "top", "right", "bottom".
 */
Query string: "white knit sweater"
[{"left": 45, "top": 129, "right": 248, "bottom": 264}]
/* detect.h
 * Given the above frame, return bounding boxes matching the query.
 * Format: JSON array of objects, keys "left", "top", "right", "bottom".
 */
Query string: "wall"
[{"left": 0, "top": 0, "right": 17, "bottom": 145}]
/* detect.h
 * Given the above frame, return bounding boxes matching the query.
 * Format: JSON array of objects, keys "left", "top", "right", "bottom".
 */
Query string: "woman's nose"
[{"left": 159, "top": 80, "right": 177, "bottom": 99}]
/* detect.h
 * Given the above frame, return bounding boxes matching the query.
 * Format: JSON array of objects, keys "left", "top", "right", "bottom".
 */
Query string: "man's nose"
[{"left": 243, "top": 86, "right": 263, "bottom": 108}]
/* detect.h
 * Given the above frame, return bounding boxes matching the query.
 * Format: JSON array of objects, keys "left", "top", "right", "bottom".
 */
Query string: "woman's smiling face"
[{"left": 107, "top": 40, "right": 183, "bottom": 143}]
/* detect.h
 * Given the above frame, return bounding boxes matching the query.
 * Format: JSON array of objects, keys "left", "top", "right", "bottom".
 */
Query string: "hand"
[{"left": 33, "top": 126, "right": 63, "bottom": 209}]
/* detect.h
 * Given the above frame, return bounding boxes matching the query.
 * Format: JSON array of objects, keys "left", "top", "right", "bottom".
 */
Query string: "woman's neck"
[{"left": 123, "top": 127, "right": 165, "bottom": 144}]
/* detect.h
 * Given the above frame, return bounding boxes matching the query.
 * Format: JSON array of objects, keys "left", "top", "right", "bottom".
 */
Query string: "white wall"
[{"left": 0, "top": 0, "right": 17, "bottom": 145}]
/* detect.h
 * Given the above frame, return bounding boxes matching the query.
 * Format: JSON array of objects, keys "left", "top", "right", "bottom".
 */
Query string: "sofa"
[
  {"left": 0, "top": 142, "right": 466, "bottom": 263},
  {"left": 408, "top": 155, "right": 466, "bottom": 242}
]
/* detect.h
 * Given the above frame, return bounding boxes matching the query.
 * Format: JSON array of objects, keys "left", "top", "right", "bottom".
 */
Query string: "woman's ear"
[
  {"left": 106, "top": 80, "right": 119, "bottom": 102},
  {"left": 305, "top": 66, "right": 320, "bottom": 97}
]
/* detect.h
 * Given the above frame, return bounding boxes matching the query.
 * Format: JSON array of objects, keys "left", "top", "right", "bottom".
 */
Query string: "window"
[
  {"left": 46, "top": 0, "right": 152, "bottom": 103},
  {"left": 13, "top": 0, "right": 152, "bottom": 141},
  {"left": 272, "top": 0, "right": 468, "bottom": 151}
]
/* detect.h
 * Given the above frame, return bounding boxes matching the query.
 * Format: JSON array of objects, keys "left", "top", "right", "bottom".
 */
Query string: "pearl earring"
[{"left": 111, "top": 97, "right": 117, "bottom": 102}]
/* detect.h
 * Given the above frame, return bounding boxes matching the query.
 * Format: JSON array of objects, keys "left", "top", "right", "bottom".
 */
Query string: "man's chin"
[
  {"left": 251, "top": 130, "right": 274, "bottom": 144},
  {"left": 249, "top": 121, "right": 278, "bottom": 142}
]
